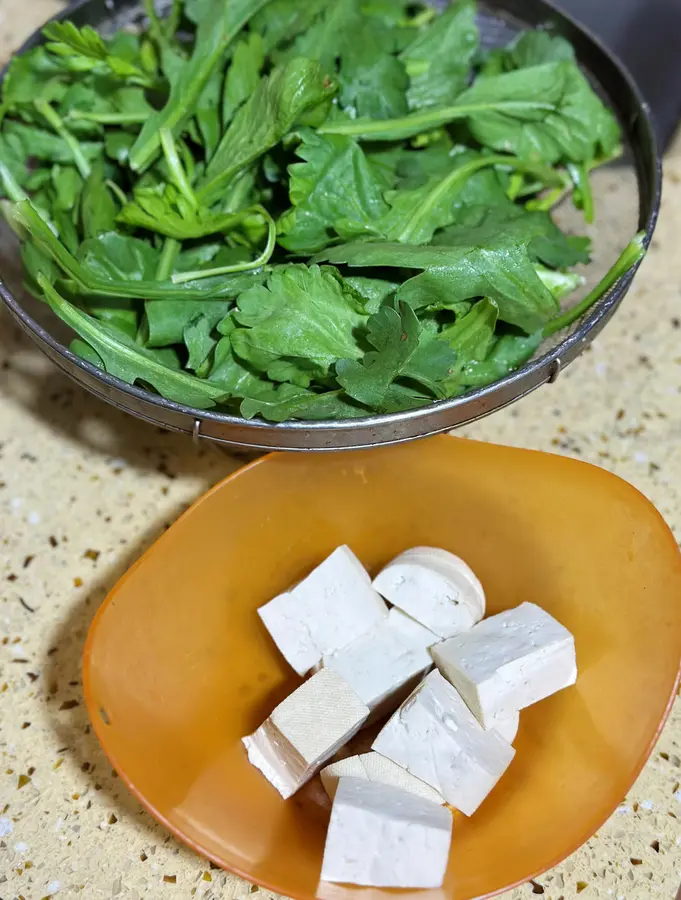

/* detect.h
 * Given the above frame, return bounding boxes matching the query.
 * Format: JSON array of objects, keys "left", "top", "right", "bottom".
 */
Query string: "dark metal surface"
[{"left": 0, "top": 0, "right": 662, "bottom": 451}]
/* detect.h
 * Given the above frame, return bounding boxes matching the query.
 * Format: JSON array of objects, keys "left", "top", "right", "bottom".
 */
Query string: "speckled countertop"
[{"left": 1, "top": 2, "right": 680, "bottom": 898}]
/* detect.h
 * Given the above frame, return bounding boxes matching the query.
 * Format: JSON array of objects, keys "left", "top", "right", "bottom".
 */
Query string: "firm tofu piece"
[
  {"left": 372, "top": 550, "right": 485, "bottom": 639},
  {"left": 321, "top": 751, "right": 444, "bottom": 804},
  {"left": 258, "top": 546, "right": 388, "bottom": 675},
  {"left": 321, "top": 776, "right": 453, "bottom": 888},
  {"left": 242, "top": 668, "right": 369, "bottom": 799},
  {"left": 431, "top": 602, "right": 577, "bottom": 729},
  {"left": 373, "top": 670, "right": 515, "bottom": 816},
  {"left": 320, "top": 608, "right": 438, "bottom": 714},
  {"left": 491, "top": 709, "right": 520, "bottom": 744}
]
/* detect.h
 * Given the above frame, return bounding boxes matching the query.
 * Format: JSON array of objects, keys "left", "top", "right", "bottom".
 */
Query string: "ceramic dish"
[{"left": 83, "top": 437, "right": 681, "bottom": 899}]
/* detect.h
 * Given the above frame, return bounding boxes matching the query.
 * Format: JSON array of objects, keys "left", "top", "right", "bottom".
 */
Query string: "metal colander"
[{"left": 0, "top": 0, "right": 661, "bottom": 450}]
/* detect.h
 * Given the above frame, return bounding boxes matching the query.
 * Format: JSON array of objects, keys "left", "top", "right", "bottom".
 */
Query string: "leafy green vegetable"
[
  {"left": 198, "top": 58, "right": 337, "bottom": 203},
  {"left": 400, "top": 0, "right": 478, "bottom": 110},
  {"left": 231, "top": 264, "right": 367, "bottom": 375},
  {"left": 39, "top": 276, "right": 228, "bottom": 408},
  {"left": 129, "top": 0, "right": 272, "bottom": 171},
  {"left": 336, "top": 302, "right": 458, "bottom": 407},
  {"left": 222, "top": 33, "right": 266, "bottom": 126},
  {"left": 278, "top": 128, "right": 388, "bottom": 252},
  {"left": 1, "top": 0, "right": 645, "bottom": 422},
  {"left": 315, "top": 214, "right": 560, "bottom": 333}
]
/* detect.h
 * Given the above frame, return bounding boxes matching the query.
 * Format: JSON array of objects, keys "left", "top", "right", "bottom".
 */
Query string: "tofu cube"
[
  {"left": 431, "top": 602, "right": 577, "bottom": 729},
  {"left": 320, "top": 608, "right": 438, "bottom": 715},
  {"left": 321, "top": 776, "right": 453, "bottom": 888},
  {"left": 258, "top": 546, "right": 388, "bottom": 675},
  {"left": 242, "top": 668, "right": 369, "bottom": 798},
  {"left": 492, "top": 709, "right": 520, "bottom": 744},
  {"left": 321, "top": 751, "right": 444, "bottom": 804},
  {"left": 372, "top": 550, "right": 485, "bottom": 639},
  {"left": 373, "top": 670, "right": 515, "bottom": 816}
]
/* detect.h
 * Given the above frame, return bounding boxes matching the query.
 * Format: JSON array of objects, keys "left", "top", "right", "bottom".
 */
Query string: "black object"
[
  {"left": 554, "top": 0, "right": 681, "bottom": 150},
  {"left": 0, "top": 0, "right": 662, "bottom": 451}
]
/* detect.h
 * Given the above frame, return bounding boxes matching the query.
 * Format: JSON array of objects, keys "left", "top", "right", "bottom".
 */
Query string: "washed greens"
[{"left": 0, "top": 0, "right": 645, "bottom": 421}]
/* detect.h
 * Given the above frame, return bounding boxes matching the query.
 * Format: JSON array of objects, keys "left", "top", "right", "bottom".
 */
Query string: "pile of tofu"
[{"left": 243, "top": 546, "right": 577, "bottom": 889}]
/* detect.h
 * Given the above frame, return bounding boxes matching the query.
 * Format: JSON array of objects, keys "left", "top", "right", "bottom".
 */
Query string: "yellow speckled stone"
[{"left": 0, "top": 3, "right": 679, "bottom": 899}]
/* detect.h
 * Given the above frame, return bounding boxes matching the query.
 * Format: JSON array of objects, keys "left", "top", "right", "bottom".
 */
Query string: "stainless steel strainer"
[{"left": 0, "top": 0, "right": 661, "bottom": 451}]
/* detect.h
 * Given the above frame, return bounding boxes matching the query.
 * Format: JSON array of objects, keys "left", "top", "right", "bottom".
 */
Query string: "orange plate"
[{"left": 83, "top": 437, "right": 681, "bottom": 900}]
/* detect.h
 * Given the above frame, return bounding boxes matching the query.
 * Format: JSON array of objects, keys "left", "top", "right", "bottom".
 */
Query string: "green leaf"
[
  {"left": 43, "top": 21, "right": 108, "bottom": 62},
  {"left": 231, "top": 264, "right": 368, "bottom": 375},
  {"left": 39, "top": 276, "right": 229, "bottom": 409},
  {"left": 129, "top": 0, "right": 272, "bottom": 171},
  {"left": 78, "top": 231, "right": 159, "bottom": 282},
  {"left": 105, "top": 131, "right": 136, "bottom": 164},
  {"left": 344, "top": 275, "right": 399, "bottom": 313},
  {"left": 196, "top": 59, "right": 228, "bottom": 161},
  {"left": 117, "top": 183, "right": 263, "bottom": 240},
  {"left": 0, "top": 132, "right": 30, "bottom": 193},
  {"left": 336, "top": 301, "right": 457, "bottom": 407},
  {"left": 206, "top": 335, "right": 268, "bottom": 396},
  {"left": 4, "top": 121, "right": 102, "bottom": 166},
  {"left": 284, "top": 0, "right": 362, "bottom": 71},
  {"left": 184, "top": 314, "right": 218, "bottom": 371},
  {"left": 222, "top": 33, "right": 266, "bottom": 126},
  {"left": 51, "top": 165, "right": 83, "bottom": 211},
  {"left": 400, "top": 0, "right": 478, "bottom": 110},
  {"left": 81, "top": 160, "right": 117, "bottom": 238},
  {"left": 240, "top": 383, "right": 366, "bottom": 421},
  {"left": 2, "top": 46, "right": 67, "bottom": 108},
  {"left": 460, "top": 61, "right": 621, "bottom": 164},
  {"left": 198, "top": 58, "right": 337, "bottom": 204},
  {"left": 319, "top": 59, "right": 620, "bottom": 164},
  {"left": 458, "top": 330, "right": 542, "bottom": 387},
  {"left": 42, "top": 20, "right": 153, "bottom": 88},
  {"left": 339, "top": 19, "right": 409, "bottom": 120},
  {"left": 531, "top": 228, "right": 592, "bottom": 268},
  {"left": 535, "top": 264, "right": 584, "bottom": 300},
  {"left": 438, "top": 298, "right": 498, "bottom": 393},
  {"left": 498, "top": 30, "right": 575, "bottom": 69},
  {"left": 251, "top": 0, "right": 331, "bottom": 54},
  {"left": 145, "top": 300, "right": 232, "bottom": 347},
  {"left": 278, "top": 129, "right": 388, "bottom": 253},
  {"left": 372, "top": 152, "right": 557, "bottom": 245},
  {"left": 316, "top": 215, "right": 560, "bottom": 333}
]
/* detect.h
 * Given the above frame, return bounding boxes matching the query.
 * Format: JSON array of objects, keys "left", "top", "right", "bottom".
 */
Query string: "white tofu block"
[
  {"left": 242, "top": 668, "right": 369, "bottom": 799},
  {"left": 321, "top": 751, "right": 444, "bottom": 804},
  {"left": 431, "top": 602, "right": 577, "bottom": 729},
  {"left": 372, "top": 550, "right": 485, "bottom": 639},
  {"left": 490, "top": 709, "right": 520, "bottom": 744},
  {"left": 258, "top": 546, "right": 388, "bottom": 675},
  {"left": 320, "top": 608, "right": 438, "bottom": 714},
  {"left": 372, "top": 670, "right": 515, "bottom": 816},
  {"left": 321, "top": 776, "right": 453, "bottom": 888}
]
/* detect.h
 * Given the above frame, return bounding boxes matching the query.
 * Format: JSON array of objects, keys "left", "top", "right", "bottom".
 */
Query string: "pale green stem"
[
  {"left": 0, "top": 163, "right": 28, "bottom": 203},
  {"left": 171, "top": 208, "right": 276, "bottom": 284},
  {"left": 160, "top": 128, "right": 198, "bottom": 210},
  {"left": 319, "top": 100, "right": 557, "bottom": 141},
  {"left": 34, "top": 99, "right": 91, "bottom": 179},
  {"left": 106, "top": 180, "right": 129, "bottom": 206},
  {"left": 155, "top": 237, "right": 181, "bottom": 280},
  {"left": 69, "top": 110, "right": 148, "bottom": 124},
  {"left": 543, "top": 233, "right": 646, "bottom": 337}
]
